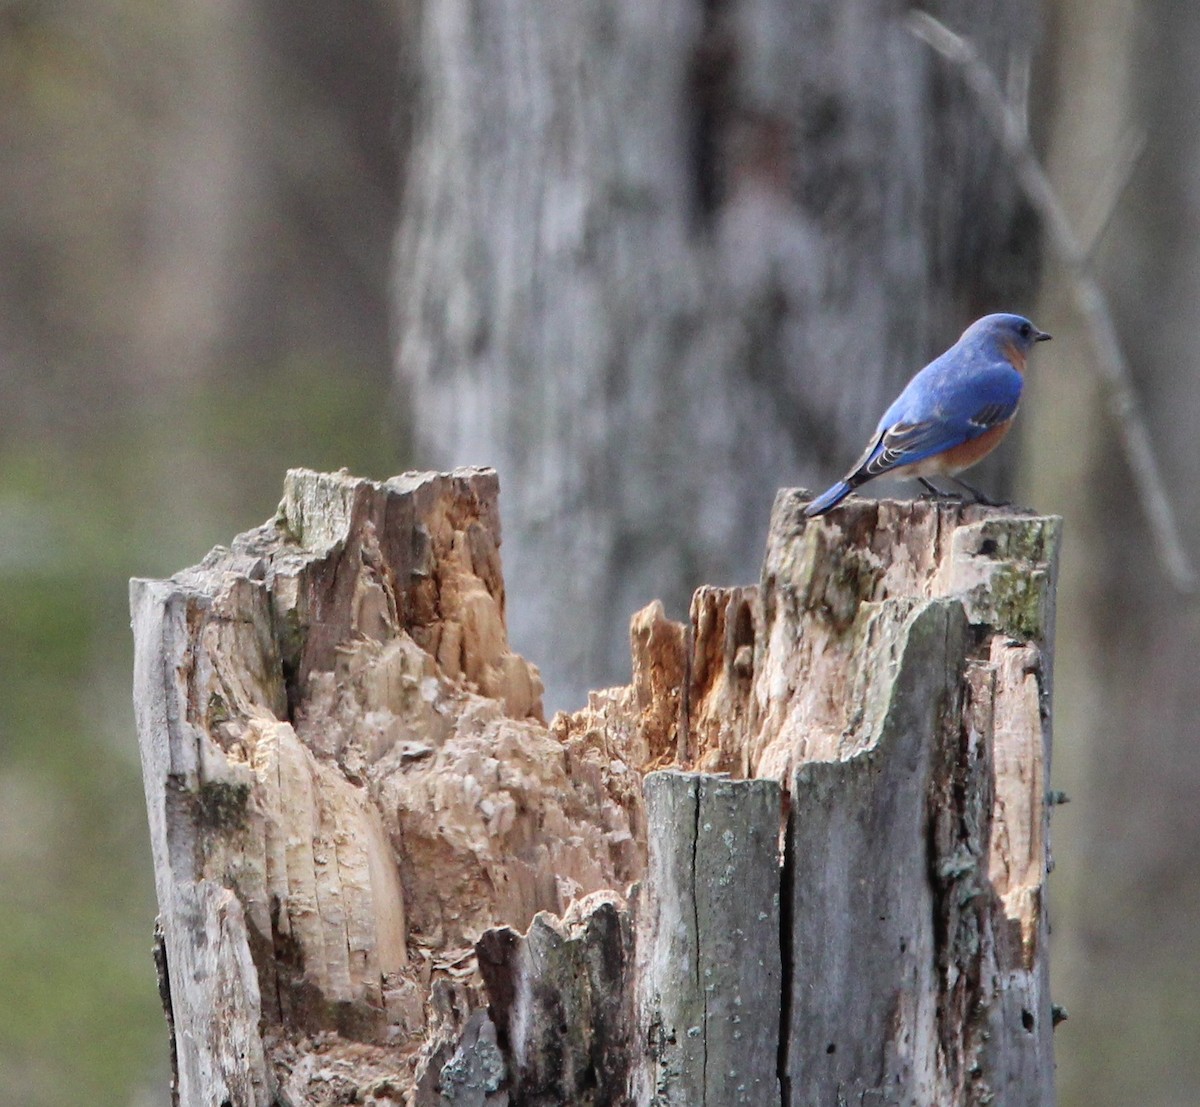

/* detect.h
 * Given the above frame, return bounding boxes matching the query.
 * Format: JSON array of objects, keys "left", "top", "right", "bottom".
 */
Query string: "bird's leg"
[
  {"left": 947, "top": 475, "right": 1006, "bottom": 507},
  {"left": 917, "top": 477, "right": 963, "bottom": 501}
]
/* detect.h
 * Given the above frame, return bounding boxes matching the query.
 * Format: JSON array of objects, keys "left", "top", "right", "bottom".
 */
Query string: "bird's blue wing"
[
  {"left": 853, "top": 379, "right": 1020, "bottom": 481},
  {"left": 856, "top": 420, "right": 953, "bottom": 479}
]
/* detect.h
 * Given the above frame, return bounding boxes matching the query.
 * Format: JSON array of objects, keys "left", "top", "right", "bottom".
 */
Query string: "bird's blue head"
[{"left": 963, "top": 313, "right": 1052, "bottom": 373}]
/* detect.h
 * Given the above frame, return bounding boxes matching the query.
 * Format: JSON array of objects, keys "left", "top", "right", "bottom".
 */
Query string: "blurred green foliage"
[
  {"left": 0, "top": 364, "right": 408, "bottom": 1104},
  {"left": 0, "top": 0, "right": 404, "bottom": 1096}
]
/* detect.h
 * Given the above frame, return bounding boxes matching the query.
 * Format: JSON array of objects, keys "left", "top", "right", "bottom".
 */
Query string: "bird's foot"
[
  {"left": 916, "top": 478, "right": 964, "bottom": 502},
  {"left": 945, "top": 477, "right": 1007, "bottom": 508},
  {"left": 917, "top": 489, "right": 964, "bottom": 503}
]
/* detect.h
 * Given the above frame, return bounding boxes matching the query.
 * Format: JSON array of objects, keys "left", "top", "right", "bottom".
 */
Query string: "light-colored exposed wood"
[
  {"left": 133, "top": 469, "right": 1060, "bottom": 1105},
  {"left": 133, "top": 469, "right": 648, "bottom": 1102}
]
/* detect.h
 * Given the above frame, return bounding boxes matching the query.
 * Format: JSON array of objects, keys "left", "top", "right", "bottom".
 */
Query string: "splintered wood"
[{"left": 132, "top": 470, "right": 1061, "bottom": 1106}]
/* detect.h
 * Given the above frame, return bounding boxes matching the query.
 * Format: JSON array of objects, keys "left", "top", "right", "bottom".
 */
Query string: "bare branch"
[
  {"left": 1081, "top": 132, "right": 1148, "bottom": 262},
  {"left": 909, "top": 10, "right": 1198, "bottom": 595},
  {"left": 1006, "top": 42, "right": 1032, "bottom": 139}
]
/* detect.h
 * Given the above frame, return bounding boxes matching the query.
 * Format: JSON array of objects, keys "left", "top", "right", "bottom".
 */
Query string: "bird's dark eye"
[{"left": 1019, "top": 322, "right": 1032, "bottom": 339}]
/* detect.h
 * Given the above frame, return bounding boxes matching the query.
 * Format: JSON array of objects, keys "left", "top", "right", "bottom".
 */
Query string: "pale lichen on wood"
[{"left": 133, "top": 470, "right": 1061, "bottom": 1106}]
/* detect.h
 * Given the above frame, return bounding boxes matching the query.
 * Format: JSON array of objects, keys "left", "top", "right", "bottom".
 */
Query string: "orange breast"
[
  {"left": 1001, "top": 340, "right": 1027, "bottom": 374},
  {"left": 928, "top": 420, "right": 1013, "bottom": 475}
]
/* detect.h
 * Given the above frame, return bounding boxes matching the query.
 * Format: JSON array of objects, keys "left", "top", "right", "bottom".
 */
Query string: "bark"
[
  {"left": 393, "top": 0, "right": 1044, "bottom": 709},
  {"left": 633, "top": 772, "right": 783, "bottom": 1107},
  {"left": 132, "top": 468, "right": 1060, "bottom": 1105}
]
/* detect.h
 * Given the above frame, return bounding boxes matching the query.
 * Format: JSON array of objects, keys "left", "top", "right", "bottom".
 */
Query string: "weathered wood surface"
[
  {"left": 477, "top": 891, "right": 632, "bottom": 1106},
  {"left": 132, "top": 468, "right": 1060, "bottom": 1105},
  {"left": 132, "top": 468, "right": 647, "bottom": 1104},
  {"left": 634, "top": 772, "right": 783, "bottom": 1107},
  {"left": 757, "top": 491, "right": 1058, "bottom": 1105}
]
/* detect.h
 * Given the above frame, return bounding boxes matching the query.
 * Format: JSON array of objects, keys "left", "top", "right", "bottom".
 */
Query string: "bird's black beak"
[{"left": 1035, "top": 330, "right": 1052, "bottom": 342}]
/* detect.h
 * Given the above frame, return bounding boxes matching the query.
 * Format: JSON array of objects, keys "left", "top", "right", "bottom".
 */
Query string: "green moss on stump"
[{"left": 197, "top": 779, "right": 251, "bottom": 832}]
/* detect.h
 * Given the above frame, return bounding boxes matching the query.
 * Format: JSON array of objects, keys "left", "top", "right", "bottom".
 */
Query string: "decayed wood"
[
  {"left": 754, "top": 491, "right": 1059, "bottom": 1106},
  {"left": 132, "top": 468, "right": 1060, "bottom": 1106},
  {"left": 783, "top": 599, "right": 961, "bottom": 1103},
  {"left": 634, "top": 772, "right": 782, "bottom": 1107},
  {"left": 132, "top": 468, "right": 649, "bottom": 1104},
  {"left": 477, "top": 891, "right": 632, "bottom": 1106}
]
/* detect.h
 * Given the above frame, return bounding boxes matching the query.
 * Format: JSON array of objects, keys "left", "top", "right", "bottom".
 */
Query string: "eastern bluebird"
[{"left": 804, "top": 313, "right": 1051, "bottom": 517}]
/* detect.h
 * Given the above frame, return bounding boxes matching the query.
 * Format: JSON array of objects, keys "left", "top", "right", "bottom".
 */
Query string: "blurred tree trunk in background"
[
  {"left": 124, "top": 0, "right": 406, "bottom": 549},
  {"left": 134, "top": 0, "right": 402, "bottom": 384},
  {"left": 394, "top": 0, "right": 1044, "bottom": 709},
  {"left": 1029, "top": 2, "right": 1200, "bottom": 1104}
]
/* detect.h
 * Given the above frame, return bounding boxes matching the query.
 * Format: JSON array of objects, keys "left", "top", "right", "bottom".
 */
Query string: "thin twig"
[
  {"left": 909, "top": 11, "right": 1198, "bottom": 595},
  {"left": 1006, "top": 43, "right": 1032, "bottom": 139},
  {"left": 1080, "top": 132, "right": 1147, "bottom": 262}
]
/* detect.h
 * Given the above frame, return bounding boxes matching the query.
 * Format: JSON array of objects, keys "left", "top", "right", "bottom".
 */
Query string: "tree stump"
[{"left": 132, "top": 468, "right": 1060, "bottom": 1105}]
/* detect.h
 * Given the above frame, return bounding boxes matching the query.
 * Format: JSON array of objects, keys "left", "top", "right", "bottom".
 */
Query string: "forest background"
[{"left": 1, "top": 2, "right": 1196, "bottom": 1104}]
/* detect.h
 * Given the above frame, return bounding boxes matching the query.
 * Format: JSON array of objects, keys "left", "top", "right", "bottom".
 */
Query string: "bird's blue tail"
[{"left": 804, "top": 480, "right": 853, "bottom": 517}]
